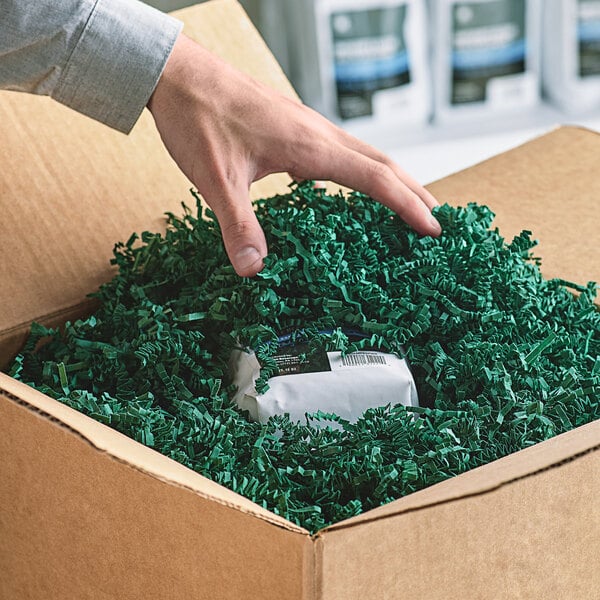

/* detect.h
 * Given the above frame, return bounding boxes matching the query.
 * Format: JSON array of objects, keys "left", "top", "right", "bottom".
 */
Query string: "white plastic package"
[
  {"left": 229, "top": 340, "right": 419, "bottom": 425},
  {"left": 283, "top": 0, "right": 432, "bottom": 130},
  {"left": 543, "top": 0, "right": 600, "bottom": 114},
  {"left": 430, "top": 0, "right": 541, "bottom": 122}
]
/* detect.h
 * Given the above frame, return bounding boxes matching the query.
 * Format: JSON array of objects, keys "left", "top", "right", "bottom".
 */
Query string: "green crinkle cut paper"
[{"left": 11, "top": 182, "right": 600, "bottom": 533}]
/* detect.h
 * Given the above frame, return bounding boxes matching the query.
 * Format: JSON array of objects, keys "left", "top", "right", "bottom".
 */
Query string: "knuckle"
[
  {"left": 223, "top": 218, "right": 255, "bottom": 240},
  {"left": 284, "top": 120, "right": 332, "bottom": 166},
  {"left": 365, "top": 163, "right": 398, "bottom": 200},
  {"left": 368, "top": 160, "right": 394, "bottom": 183}
]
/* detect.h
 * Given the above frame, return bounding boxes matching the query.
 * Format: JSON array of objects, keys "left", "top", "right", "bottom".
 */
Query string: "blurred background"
[{"left": 144, "top": 0, "right": 600, "bottom": 183}]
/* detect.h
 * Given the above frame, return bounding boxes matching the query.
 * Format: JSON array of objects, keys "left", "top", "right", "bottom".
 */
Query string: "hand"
[{"left": 147, "top": 34, "right": 441, "bottom": 277}]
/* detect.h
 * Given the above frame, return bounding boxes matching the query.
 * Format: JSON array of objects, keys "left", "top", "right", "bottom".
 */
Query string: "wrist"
[{"left": 148, "top": 34, "right": 212, "bottom": 115}]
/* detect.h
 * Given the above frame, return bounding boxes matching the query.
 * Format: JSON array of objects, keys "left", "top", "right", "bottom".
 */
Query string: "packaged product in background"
[
  {"left": 431, "top": 0, "right": 541, "bottom": 122},
  {"left": 543, "top": 0, "right": 600, "bottom": 114},
  {"left": 284, "top": 0, "right": 432, "bottom": 131},
  {"left": 229, "top": 331, "right": 419, "bottom": 426}
]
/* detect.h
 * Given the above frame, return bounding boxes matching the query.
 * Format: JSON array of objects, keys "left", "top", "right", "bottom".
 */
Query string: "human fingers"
[
  {"left": 289, "top": 142, "right": 441, "bottom": 237},
  {"left": 334, "top": 129, "right": 439, "bottom": 210},
  {"left": 307, "top": 109, "right": 439, "bottom": 211},
  {"left": 200, "top": 182, "right": 268, "bottom": 277}
]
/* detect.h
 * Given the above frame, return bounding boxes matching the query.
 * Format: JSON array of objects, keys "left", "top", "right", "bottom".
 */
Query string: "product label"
[
  {"left": 330, "top": 5, "right": 410, "bottom": 119},
  {"left": 272, "top": 343, "right": 331, "bottom": 375},
  {"left": 451, "top": 0, "right": 526, "bottom": 104},
  {"left": 578, "top": 0, "right": 600, "bottom": 77},
  {"left": 330, "top": 351, "right": 390, "bottom": 369},
  {"left": 270, "top": 344, "right": 391, "bottom": 375}
]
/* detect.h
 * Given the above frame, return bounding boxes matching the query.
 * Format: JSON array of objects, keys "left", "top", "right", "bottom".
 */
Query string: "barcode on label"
[{"left": 341, "top": 352, "right": 387, "bottom": 367}]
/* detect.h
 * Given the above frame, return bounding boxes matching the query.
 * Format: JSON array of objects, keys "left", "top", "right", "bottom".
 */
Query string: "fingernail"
[
  {"left": 234, "top": 246, "right": 263, "bottom": 273},
  {"left": 429, "top": 215, "right": 442, "bottom": 235}
]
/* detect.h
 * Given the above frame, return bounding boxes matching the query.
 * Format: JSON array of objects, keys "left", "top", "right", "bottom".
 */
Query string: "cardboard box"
[{"left": 0, "top": 1, "right": 598, "bottom": 598}]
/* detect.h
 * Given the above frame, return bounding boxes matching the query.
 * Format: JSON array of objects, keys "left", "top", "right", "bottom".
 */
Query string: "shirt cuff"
[{"left": 52, "top": 0, "right": 183, "bottom": 133}]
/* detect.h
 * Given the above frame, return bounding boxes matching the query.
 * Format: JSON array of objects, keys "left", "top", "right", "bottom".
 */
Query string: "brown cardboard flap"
[
  {"left": 0, "top": 390, "right": 312, "bottom": 600},
  {"left": 320, "top": 418, "right": 600, "bottom": 533},
  {"left": 0, "top": 0, "right": 294, "bottom": 361},
  {"left": 428, "top": 125, "right": 600, "bottom": 286},
  {"left": 0, "top": 299, "right": 98, "bottom": 374},
  {"left": 317, "top": 448, "right": 599, "bottom": 599},
  {"left": 0, "top": 372, "right": 306, "bottom": 534}
]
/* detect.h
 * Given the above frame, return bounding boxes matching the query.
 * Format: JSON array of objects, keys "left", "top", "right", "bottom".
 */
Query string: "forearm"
[{"left": 0, "top": 0, "right": 182, "bottom": 132}]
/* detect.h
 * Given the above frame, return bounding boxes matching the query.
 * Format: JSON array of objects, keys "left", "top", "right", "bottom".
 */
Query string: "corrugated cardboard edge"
[
  {"left": 0, "top": 299, "right": 98, "bottom": 374},
  {"left": 314, "top": 447, "right": 599, "bottom": 599},
  {"left": 0, "top": 373, "right": 307, "bottom": 536},
  {"left": 1, "top": 389, "right": 314, "bottom": 599},
  {"left": 318, "top": 419, "right": 600, "bottom": 535},
  {"left": 426, "top": 124, "right": 600, "bottom": 189}
]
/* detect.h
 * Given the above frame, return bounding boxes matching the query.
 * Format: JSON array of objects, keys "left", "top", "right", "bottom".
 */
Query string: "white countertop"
[{"left": 342, "top": 104, "right": 600, "bottom": 185}]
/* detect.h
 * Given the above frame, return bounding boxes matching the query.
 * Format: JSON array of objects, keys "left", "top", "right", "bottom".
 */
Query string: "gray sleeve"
[{"left": 0, "top": 0, "right": 183, "bottom": 133}]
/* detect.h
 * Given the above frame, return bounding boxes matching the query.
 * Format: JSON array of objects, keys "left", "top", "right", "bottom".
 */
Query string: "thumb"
[{"left": 206, "top": 188, "right": 268, "bottom": 277}]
